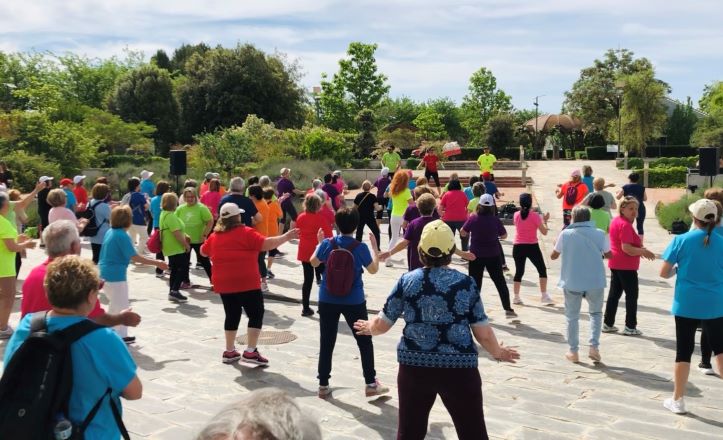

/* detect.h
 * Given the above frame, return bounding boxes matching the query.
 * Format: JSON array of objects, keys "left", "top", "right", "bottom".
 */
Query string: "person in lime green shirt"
[
  {"left": 467, "top": 181, "right": 486, "bottom": 213},
  {"left": 386, "top": 171, "right": 412, "bottom": 267},
  {"left": 176, "top": 187, "right": 214, "bottom": 281},
  {"left": 476, "top": 146, "right": 497, "bottom": 177},
  {"left": 160, "top": 193, "right": 190, "bottom": 303},
  {"left": 588, "top": 193, "right": 611, "bottom": 233},
  {"left": 381, "top": 145, "right": 402, "bottom": 173}
]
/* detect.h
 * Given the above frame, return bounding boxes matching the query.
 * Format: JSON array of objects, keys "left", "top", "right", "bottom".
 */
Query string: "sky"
[{"left": 1, "top": 1, "right": 721, "bottom": 114}]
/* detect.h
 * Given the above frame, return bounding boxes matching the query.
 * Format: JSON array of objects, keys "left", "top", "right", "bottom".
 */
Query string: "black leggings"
[
  {"left": 91, "top": 243, "right": 102, "bottom": 265},
  {"left": 701, "top": 328, "right": 712, "bottom": 364},
  {"left": 604, "top": 269, "right": 639, "bottom": 329},
  {"left": 376, "top": 198, "right": 389, "bottom": 220},
  {"left": 424, "top": 170, "right": 440, "bottom": 187},
  {"left": 512, "top": 243, "right": 547, "bottom": 282},
  {"left": 469, "top": 256, "right": 512, "bottom": 311},
  {"left": 186, "top": 243, "right": 212, "bottom": 281},
  {"left": 445, "top": 220, "right": 469, "bottom": 252},
  {"left": 674, "top": 316, "right": 723, "bottom": 363},
  {"left": 15, "top": 252, "right": 21, "bottom": 276},
  {"left": 302, "top": 262, "right": 314, "bottom": 309},
  {"left": 220, "top": 290, "right": 264, "bottom": 330},
  {"left": 356, "top": 216, "right": 381, "bottom": 251},
  {"left": 168, "top": 253, "right": 187, "bottom": 292},
  {"left": 257, "top": 251, "right": 267, "bottom": 278}
]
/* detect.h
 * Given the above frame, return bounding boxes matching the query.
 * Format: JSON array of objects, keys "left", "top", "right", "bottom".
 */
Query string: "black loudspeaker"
[
  {"left": 699, "top": 147, "right": 719, "bottom": 176},
  {"left": 169, "top": 150, "right": 187, "bottom": 175}
]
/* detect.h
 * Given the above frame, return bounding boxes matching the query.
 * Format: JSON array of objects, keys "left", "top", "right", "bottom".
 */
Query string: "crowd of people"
[{"left": 0, "top": 152, "right": 721, "bottom": 439}]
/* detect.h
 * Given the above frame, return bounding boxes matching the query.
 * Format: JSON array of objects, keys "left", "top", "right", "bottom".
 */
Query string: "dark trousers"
[
  {"left": 220, "top": 290, "right": 264, "bottom": 330},
  {"left": 15, "top": 252, "right": 21, "bottom": 276},
  {"left": 302, "top": 262, "right": 314, "bottom": 309},
  {"left": 424, "top": 170, "right": 440, "bottom": 187},
  {"left": 376, "top": 198, "right": 389, "bottom": 220},
  {"left": 168, "top": 253, "right": 187, "bottom": 292},
  {"left": 185, "top": 243, "right": 212, "bottom": 281},
  {"left": 445, "top": 220, "right": 469, "bottom": 251},
  {"left": 356, "top": 216, "right": 381, "bottom": 251},
  {"left": 155, "top": 251, "right": 165, "bottom": 275},
  {"left": 91, "top": 243, "right": 102, "bottom": 265},
  {"left": 675, "top": 316, "right": 723, "bottom": 363},
  {"left": 258, "top": 251, "right": 267, "bottom": 278},
  {"left": 397, "top": 365, "right": 488, "bottom": 440},
  {"left": 316, "top": 263, "right": 325, "bottom": 283},
  {"left": 604, "top": 269, "right": 639, "bottom": 329},
  {"left": 701, "top": 328, "right": 712, "bottom": 365},
  {"left": 512, "top": 243, "right": 547, "bottom": 282},
  {"left": 318, "top": 301, "right": 375, "bottom": 386},
  {"left": 469, "top": 256, "right": 512, "bottom": 311}
]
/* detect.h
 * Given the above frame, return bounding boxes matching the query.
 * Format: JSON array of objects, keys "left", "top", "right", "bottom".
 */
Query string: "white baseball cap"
[
  {"left": 140, "top": 170, "right": 154, "bottom": 180},
  {"left": 38, "top": 176, "right": 54, "bottom": 183},
  {"left": 480, "top": 194, "right": 495, "bottom": 206},
  {"left": 689, "top": 199, "right": 718, "bottom": 222},
  {"left": 220, "top": 203, "right": 244, "bottom": 219},
  {"left": 73, "top": 175, "right": 86, "bottom": 185}
]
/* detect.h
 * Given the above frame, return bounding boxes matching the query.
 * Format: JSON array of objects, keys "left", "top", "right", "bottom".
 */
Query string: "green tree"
[
  {"left": 460, "top": 67, "right": 512, "bottom": 146},
  {"left": 699, "top": 81, "right": 723, "bottom": 114},
  {"left": 355, "top": 109, "right": 377, "bottom": 157},
  {"left": 426, "top": 98, "right": 465, "bottom": 141},
  {"left": 563, "top": 49, "right": 667, "bottom": 142},
  {"left": 55, "top": 53, "right": 141, "bottom": 108},
  {"left": 484, "top": 113, "right": 517, "bottom": 152},
  {"left": 82, "top": 108, "right": 156, "bottom": 156},
  {"left": 376, "top": 96, "right": 421, "bottom": 127},
  {"left": 151, "top": 50, "right": 172, "bottom": 71},
  {"left": 319, "top": 42, "right": 390, "bottom": 131},
  {"left": 692, "top": 82, "right": 723, "bottom": 148},
  {"left": 413, "top": 107, "right": 448, "bottom": 140},
  {"left": 665, "top": 98, "right": 698, "bottom": 145},
  {"left": 107, "top": 64, "right": 179, "bottom": 154},
  {"left": 176, "top": 44, "right": 306, "bottom": 140},
  {"left": 170, "top": 43, "right": 211, "bottom": 74},
  {"left": 620, "top": 69, "right": 667, "bottom": 156}
]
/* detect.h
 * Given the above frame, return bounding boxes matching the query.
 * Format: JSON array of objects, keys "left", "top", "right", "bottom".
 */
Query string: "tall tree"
[
  {"left": 665, "top": 98, "right": 698, "bottom": 145},
  {"left": 170, "top": 43, "right": 211, "bottom": 74},
  {"left": 426, "top": 98, "right": 465, "bottom": 141},
  {"left": 563, "top": 49, "right": 666, "bottom": 142},
  {"left": 484, "top": 113, "right": 517, "bottom": 152},
  {"left": 319, "top": 42, "right": 390, "bottom": 131},
  {"left": 107, "top": 64, "right": 179, "bottom": 155},
  {"left": 151, "top": 50, "right": 172, "bottom": 71},
  {"left": 354, "top": 109, "right": 377, "bottom": 157},
  {"left": 460, "top": 67, "right": 512, "bottom": 146},
  {"left": 620, "top": 68, "right": 667, "bottom": 156},
  {"left": 376, "top": 96, "right": 421, "bottom": 127},
  {"left": 176, "top": 44, "right": 305, "bottom": 140},
  {"left": 699, "top": 81, "right": 723, "bottom": 114},
  {"left": 413, "top": 107, "right": 448, "bottom": 140}
]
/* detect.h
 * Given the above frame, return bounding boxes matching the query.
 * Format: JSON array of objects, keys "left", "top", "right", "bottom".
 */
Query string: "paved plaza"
[{"left": 1, "top": 160, "right": 722, "bottom": 439}]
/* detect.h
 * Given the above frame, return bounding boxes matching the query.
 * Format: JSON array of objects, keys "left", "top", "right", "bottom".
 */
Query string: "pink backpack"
[{"left": 325, "top": 239, "right": 360, "bottom": 296}]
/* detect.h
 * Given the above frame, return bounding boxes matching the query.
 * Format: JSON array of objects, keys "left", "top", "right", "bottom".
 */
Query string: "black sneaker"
[
  {"left": 123, "top": 336, "right": 136, "bottom": 344},
  {"left": 302, "top": 308, "right": 315, "bottom": 317},
  {"left": 315, "top": 278, "right": 322, "bottom": 285},
  {"left": 168, "top": 291, "right": 188, "bottom": 303},
  {"left": 267, "top": 271, "right": 275, "bottom": 280}
]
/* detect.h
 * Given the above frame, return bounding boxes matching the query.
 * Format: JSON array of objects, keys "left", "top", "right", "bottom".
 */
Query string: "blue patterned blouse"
[{"left": 380, "top": 267, "right": 489, "bottom": 368}]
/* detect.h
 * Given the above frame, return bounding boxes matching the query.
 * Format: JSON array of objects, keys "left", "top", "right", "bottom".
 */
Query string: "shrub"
[
  {"left": 632, "top": 166, "right": 688, "bottom": 188},
  {"left": 2, "top": 150, "right": 62, "bottom": 192},
  {"left": 657, "top": 193, "right": 701, "bottom": 231},
  {"left": 104, "top": 158, "right": 171, "bottom": 198},
  {"left": 644, "top": 146, "right": 698, "bottom": 158},
  {"left": 585, "top": 146, "right": 616, "bottom": 160},
  {"left": 618, "top": 156, "right": 698, "bottom": 170},
  {"left": 103, "top": 154, "right": 165, "bottom": 167},
  {"left": 298, "top": 127, "right": 354, "bottom": 165},
  {"left": 349, "top": 158, "right": 371, "bottom": 169},
  {"left": 406, "top": 158, "right": 420, "bottom": 169},
  {"left": 377, "top": 128, "right": 420, "bottom": 151},
  {"left": 251, "top": 158, "right": 338, "bottom": 191}
]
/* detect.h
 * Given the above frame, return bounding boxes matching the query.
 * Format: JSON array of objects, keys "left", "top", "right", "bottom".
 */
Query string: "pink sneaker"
[
  {"left": 242, "top": 349, "right": 269, "bottom": 365},
  {"left": 222, "top": 349, "right": 241, "bottom": 364}
]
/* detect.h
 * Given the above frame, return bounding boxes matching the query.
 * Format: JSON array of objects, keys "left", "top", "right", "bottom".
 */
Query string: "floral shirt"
[{"left": 380, "top": 267, "right": 489, "bottom": 368}]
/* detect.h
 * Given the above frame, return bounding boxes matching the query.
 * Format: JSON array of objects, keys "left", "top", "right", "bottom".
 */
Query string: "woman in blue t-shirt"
[
  {"left": 88, "top": 183, "right": 112, "bottom": 264},
  {"left": 127, "top": 177, "right": 150, "bottom": 255},
  {"left": 310, "top": 206, "right": 386, "bottom": 399},
  {"left": 617, "top": 172, "right": 647, "bottom": 241},
  {"left": 150, "top": 181, "right": 170, "bottom": 276},
  {"left": 354, "top": 220, "right": 519, "bottom": 439},
  {"left": 659, "top": 199, "right": 723, "bottom": 415}
]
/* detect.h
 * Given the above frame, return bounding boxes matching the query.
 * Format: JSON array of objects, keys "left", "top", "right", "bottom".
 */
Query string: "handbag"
[{"left": 147, "top": 228, "right": 162, "bottom": 254}]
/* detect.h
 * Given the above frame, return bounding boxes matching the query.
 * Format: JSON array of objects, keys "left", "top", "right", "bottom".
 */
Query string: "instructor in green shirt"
[
  {"left": 476, "top": 146, "right": 497, "bottom": 179},
  {"left": 381, "top": 145, "right": 402, "bottom": 175}
]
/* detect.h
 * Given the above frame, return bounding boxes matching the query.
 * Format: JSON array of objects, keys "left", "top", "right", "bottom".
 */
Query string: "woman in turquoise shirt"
[
  {"left": 659, "top": 199, "right": 723, "bottom": 415},
  {"left": 150, "top": 181, "right": 170, "bottom": 277},
  {"left": 88, "top": 183, "right": 112, "bottom": 264}
]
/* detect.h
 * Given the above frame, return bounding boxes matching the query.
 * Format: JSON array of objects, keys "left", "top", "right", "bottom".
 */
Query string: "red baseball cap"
[
  {"left": 482, "top": 171, "right": 491, "bottom": 179},
  {"left": 59, "top": 178, "right": 73, "bottom": 186}
]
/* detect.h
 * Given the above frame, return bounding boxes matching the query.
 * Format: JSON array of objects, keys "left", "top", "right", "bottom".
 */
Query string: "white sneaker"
[
  {"left": 622, "top": 327, "right": 643, "bottom": 336},
  {"left": 698, "top": 363, "right": 716, "bottom": 376},
  {"left": 260, "top": 281, "right": 269, "bottom": 293},
  {"left": 541, "top": 294, "right": 554, "bottom": 305},
  {"left": 0, "top": 325, "right": 13, "bottom": 339},
  {"left": 385, "top": 260, "right": 393, "bottom": 268},
  {"left": 663, "top": 397, "right": 686, "bottom": 414}
]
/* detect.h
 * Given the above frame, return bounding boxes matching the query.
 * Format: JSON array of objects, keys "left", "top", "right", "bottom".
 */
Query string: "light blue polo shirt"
[
  {"left": 554, "top": 221, "right": 610, "bottom": 292},
  {"left": 662, "top": 227, "right": 723, "bottom": 319}
]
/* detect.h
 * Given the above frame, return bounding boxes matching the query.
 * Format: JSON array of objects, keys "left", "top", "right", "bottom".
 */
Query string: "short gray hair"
[
  {"left": 571, "top": 206, "right": 591, "bottom": 223},
  {"left": 43, "top": 220, "right": 80, "bottom": 258},
  {"left": 229, "top": 177, "right": 245, "bottom": 193},
  {"left": 195, "top": 388, "right": 321, "bottom": 440},
  {"left": 258, "top": 175, "right": 271, "bottom": 187},
  {"left": 311, "top": 179, "right": 322, "bottom": 190}
]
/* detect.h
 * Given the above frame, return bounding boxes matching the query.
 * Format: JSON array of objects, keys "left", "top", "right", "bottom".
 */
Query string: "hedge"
[
  {"left": 585, "top": 146, "right": 617, "bottom": 160},
  {"left": 618, "top": 156, "right": 698, "bottom": 170},
  {"left": 103, "top": 155, "right": 166, "bottom": 167},
  {"left": 657, "top": 193, "right": 701, "bottom": 231},
  {"left": 644, "top": 146, "right": 698, "bottom": 158},
  {"left": 632, "top": 166, "right": 688, "bottom": 188}
]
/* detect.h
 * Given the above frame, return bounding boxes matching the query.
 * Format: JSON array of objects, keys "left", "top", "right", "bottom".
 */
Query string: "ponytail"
[
  {"left": 520, "top": 206, "right": 530, "bottom": 220},
  {"left": 704, "top": 220, "right": 716, "bottom": 247}
]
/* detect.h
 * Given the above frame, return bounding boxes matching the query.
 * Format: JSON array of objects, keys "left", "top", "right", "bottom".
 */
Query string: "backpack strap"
[
  {"left": 78, "top": 388, "right": 131, "bottom": 440},
  {"left": 56, "top": 319, "right": 104, "bottom": 345},
  {"left": 30, "top": 310, "right": 50, "bottom": 334},
  {"left": 345, "top": 240, "right": 361, "bottom": 252}
]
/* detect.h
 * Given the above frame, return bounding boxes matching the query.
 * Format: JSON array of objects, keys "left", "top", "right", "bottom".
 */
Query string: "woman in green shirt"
[
  {"left": 160, "top": 193, "right": 191, "bottom": 303},
  {"left": 588, "top": 194, "right": 611, "bottom": 234},
  {"left": 386, "top": 170, "right": 412, "bottom": 267},
  {"left": 176, "top": 187, "right": 214, "bottom": 285}
]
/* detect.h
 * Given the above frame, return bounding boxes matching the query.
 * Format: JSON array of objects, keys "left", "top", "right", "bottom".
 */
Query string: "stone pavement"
[{"left": 1, "top": 159, "right": 722, "bottom": 439}]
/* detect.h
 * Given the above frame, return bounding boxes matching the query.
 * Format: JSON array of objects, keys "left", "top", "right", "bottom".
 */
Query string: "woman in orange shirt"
[
  {"left": 248, "top": 185, "right": 270, "bottom": 293},
  {"left": 264, "top": 188, "right": 285, "bottom": 280}
]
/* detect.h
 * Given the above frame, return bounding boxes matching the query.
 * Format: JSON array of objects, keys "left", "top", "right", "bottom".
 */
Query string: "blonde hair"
[
  {"left": 593, "top": 177, "right": 605, "bottom": 191},
  {"left": 44, "top": 255, "right": 99, "bottom": 310},
  {"left": 304, "top": 193, "right": 322, "bottom": 213},
  {"left": 111, "top": 205, "right": 132, "bottom": 228},
  {"left": 161, "top": 192, "right": 179, "bottom": 211},
  {"left": 182, "top": 187, "right": 198, "bottom": 203},
  {"left": 214, "top": 214, "right": 242, "bottom": 233},
  {"left": 361, "top": 180, "right": 372, "bottom": 192},
  {"left": 618, "top": 196, "right": 639, "bottom": 213},
  {"left": 7, "top": 189, "right": 21, "bottom": 201},
  {"left": 47, "top": 188, "right": 67, "bottom": 207}
]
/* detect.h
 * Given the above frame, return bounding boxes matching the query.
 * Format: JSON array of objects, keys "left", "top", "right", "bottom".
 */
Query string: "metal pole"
[{"left": 534, "top": 97, "right": 539, "bottom": 156}]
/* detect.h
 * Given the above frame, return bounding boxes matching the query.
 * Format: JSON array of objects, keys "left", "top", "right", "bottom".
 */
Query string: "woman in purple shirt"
[
  {"left": 373, "top": 168, "right": 391, "bottom": 231},
  {"left": 461, "top": 194, "right": 516, "bottom": 318}
]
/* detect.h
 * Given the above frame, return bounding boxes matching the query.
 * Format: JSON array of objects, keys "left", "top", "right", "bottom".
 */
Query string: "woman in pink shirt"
[
  {"left": 512, "top": 193, "right": 551, "bottom": 305},
  {"left": 603, "top": 196, "right": 655, "bottom": 336},
  {"left": 200, "top": 178, "right": 223, "bottom": 221},
  {"left": 47, "top": 189, "right": 88, "bottom": 232},
  {"left": 439, "top": 179, "right": 470, "bottom": 251}
]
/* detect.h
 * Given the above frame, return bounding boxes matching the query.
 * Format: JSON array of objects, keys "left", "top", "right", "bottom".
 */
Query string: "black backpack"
[
  {"left": 79, "top": 201, "right": 105, "bottom": 237},
  {"left": 0, "top": 312, "right": 130, "bottom": 440}
]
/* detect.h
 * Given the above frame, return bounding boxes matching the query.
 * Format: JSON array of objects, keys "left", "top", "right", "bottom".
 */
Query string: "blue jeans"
[{"left": 564, "top": 289, "right": 604, "bottom": 353}]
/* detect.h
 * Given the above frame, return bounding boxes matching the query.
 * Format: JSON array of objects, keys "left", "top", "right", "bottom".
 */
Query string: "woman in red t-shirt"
[
  {"left": 603, "top": 197, "right": 655, "bottom": 336},
  {"left": 439, "top": 179, "right": 470, "bottom": 251},
  {"left": 296, "top": 193, "right": 334, "bottom": 316},
  {"left": 201, "top": 204, "right": 297, "bottom": 365},
  {"left": 418, "top": 148, "right": 442, "bottom": 188}
]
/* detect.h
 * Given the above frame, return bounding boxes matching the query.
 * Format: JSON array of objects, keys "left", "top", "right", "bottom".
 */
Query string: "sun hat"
[
  {"left": 73, "top": 175, "right": 86, "bottom": 185},
  {"left": 571, "top": 169, "right": 581, "bottom": 178},
  {"left": 419, "top": 220, "right": 455, "bottom": 257},
  {"left": 689, "top": 198, "right": 718, "bottom": 222},
  {"left": 332, "top": 170, "right": 342, "bottom": 177},
  {"left": 204, "top": 172, "right": 214, "bottom": 180},
  {"left": 140, "top": 170, "right": 154, "bottom": 180},
  {"left": 212, "top": 173, "right": 220, "bottom": 179},
  {"left": 59, "top": 178, "right": 73, "bottom": 186},
  {"left": 480, "top": 194, "right": 495, "bottom": 206},
  {"left": 38, "top": 176, "right": 54, "bottom": 183},
  {"left": 220, "top": 203, "right": 244, "bottom": 219},
  {"left": 381, "top": 167, "right": 390, "bottom": 177}
]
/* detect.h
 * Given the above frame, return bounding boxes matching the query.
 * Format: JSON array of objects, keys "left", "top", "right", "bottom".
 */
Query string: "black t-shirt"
[
  {"left": 37, "top": 187, "right": 50, "bottom": 214},
  {"left": 219, "top": 193, "right": 258, "bottom": 227},
  {"left": 354, "top": 191, "right": 377, "bottom": 219},
  {"left": 322, "top": 183, "right": 340, "bottom": 210},
  {"left": 0, "top": 170, "right": 13, "bottom": 185}
]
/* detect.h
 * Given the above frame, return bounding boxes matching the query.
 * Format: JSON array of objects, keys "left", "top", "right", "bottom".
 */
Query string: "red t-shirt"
[
  {"left": 21, "top": 259, "right": 104, "bottom": 318},
  {"left": 440, "top": 190, "right": 469, "bottom": 222},
  {"left": 201, "top": 226, "right": 265, "bottom": 294},
  {"left": 320, "top": 205, "right": 335, "bottom": 229},
  {"left": 296, "top": 212, "right": 333, "bottom": 262},
  {"left": 422, "top": 153, "right": 439, "bottom": 173},
  {"left": 608, "top": 216, "right": 642, "bottom": 271},
  {"left": 560, "top": 181, "right": 589, "bottom": 210},
  {"left": 73, "top": 186, "right": 88, "bottom": 210}
]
